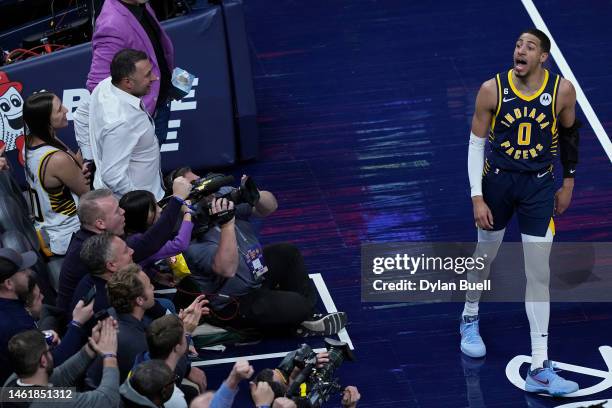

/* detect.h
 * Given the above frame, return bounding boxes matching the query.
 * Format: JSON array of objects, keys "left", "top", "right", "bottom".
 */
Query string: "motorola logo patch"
[{"left": 540, "top": 93, "right": 552, "bottom": 106}]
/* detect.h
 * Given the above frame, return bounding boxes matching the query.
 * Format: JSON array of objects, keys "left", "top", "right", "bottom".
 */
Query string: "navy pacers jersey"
[{"left": 487, "top": 69, "right": 561, "bottom": 173}]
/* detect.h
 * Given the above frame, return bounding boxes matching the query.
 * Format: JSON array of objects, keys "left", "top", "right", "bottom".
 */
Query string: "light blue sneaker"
[
  {"left": 460, "top": 315, "right": 486, "bottom": 358},
  {"left": 525, "top": 360, "right": 579, "bottom": 396}
]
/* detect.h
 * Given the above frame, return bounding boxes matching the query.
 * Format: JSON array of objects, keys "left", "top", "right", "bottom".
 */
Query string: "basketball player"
[{"left": 463, "top": 28, "right": 580, "bottom": 396}]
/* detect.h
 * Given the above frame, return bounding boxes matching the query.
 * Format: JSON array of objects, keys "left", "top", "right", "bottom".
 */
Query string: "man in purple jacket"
[{"left": 86, "top": 0, "right": 174, "bottom": 143}]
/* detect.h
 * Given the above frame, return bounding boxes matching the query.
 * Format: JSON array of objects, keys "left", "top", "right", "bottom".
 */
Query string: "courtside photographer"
[
  {"left": 164, "top": 168, "right": 347, "bottom": 338},
  {"left": 250, "top": 339, "right": 359, "bottom": 408}
]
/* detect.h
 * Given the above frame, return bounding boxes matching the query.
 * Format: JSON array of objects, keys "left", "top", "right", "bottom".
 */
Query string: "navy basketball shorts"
[{"left": 482, "top": 167, "right": 555, "bottom": 237}]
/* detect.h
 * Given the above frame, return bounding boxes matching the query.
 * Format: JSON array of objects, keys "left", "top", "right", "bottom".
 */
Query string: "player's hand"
[
  {"left": 554, "top": 185, "right": 573, "bottom": 215},
  {"left": 472, "top": 196, "right": 494, "bottom": 230}
]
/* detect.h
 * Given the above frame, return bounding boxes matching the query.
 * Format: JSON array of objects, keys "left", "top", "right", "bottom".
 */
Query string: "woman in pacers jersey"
[{"left": 23, "top": 92, "right": 91, "bottom": 255}]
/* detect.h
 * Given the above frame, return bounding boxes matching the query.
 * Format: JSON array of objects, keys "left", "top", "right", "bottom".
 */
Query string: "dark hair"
[
  {"left": 146, "top": 315, "right": 184, "bottom": 360},
  {"left": 20, "top": 273, "right": 38, "bottom": 307},
  {"left": 23, "top": 92, "right": 68, "bottom": 179},
  {"left": 111, "top": 49, "right": 148, "bottom": 84},
  {"left": 164, "top": 166, "right": 193, "bottom": 192},
  {"left": 521, "top": 28, "right": 551, "bottom": 53},
  {"left": 8, "top": 330, "right": 47, "bottom": 377},
  {"left": 107, "top": 263, "right": 144, "bottom": 313},
  {"left": 254, "top": 368, "right": 287, "bottom": 398},
  {"left": 130, "top": 360, "right": 174, "bottom": 403},
  {"left": 119, "top": 190, "right": 156, "bottom": 234},
  {"left": 80, "top": 232, "right": 116, "bottom": 275},
  {"left": 23, "top": 92, "right": 66, "bottom": 151}
]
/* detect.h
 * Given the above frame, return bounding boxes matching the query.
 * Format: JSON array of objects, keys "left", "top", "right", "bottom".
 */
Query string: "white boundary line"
[
  {"left": 554, "top": 401, "right": 610, "bottom": 408},
  {"left": 154, "top": 288, "right": 177, "bottom": 295},
  {"left": 521, "top": 0, "right": 612, "bottom": 163},
  {"left": 192, "top": 348, "right": 327, "bottom": 367},
  {"left": 309, "top": 273, "right": 354, "bottom": 350},
  {"left": 191, "top": 273, "right": 354, "bottom": 367}
]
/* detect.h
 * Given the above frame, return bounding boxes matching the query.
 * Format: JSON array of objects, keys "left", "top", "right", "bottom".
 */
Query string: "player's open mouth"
[{"left": 515, "top": 58, "right": 527, "bottom": 69}]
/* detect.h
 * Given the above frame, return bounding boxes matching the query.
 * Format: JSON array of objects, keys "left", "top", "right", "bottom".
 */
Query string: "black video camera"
[
  {"left": 278, "top": 338, "right": 355, "bottom": 408},
  {"left": 188, "top": 173, "right": 260, "bottom": 236},
  {"left": 188, "top": 173, "right": 259, "bottom": 205}
]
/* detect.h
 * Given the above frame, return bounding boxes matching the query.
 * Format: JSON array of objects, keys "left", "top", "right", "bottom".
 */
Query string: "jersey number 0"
[{"left": 517, "top": 122, "right": 531, "bottom": 145}]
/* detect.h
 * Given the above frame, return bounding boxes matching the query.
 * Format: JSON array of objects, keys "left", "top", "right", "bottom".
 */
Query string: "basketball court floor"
[{"left": 194, "top": 1, "right": 612, "bottom": 406}]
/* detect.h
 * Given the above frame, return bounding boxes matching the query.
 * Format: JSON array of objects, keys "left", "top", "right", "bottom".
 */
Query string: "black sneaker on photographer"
[{"left": 296, "top": 312, "right": 347, "bottom": 337}]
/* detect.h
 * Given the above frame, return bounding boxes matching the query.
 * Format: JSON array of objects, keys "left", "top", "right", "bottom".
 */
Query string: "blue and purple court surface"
[{"left": 196, "top": 1, "right": 612, "bottom": 406}]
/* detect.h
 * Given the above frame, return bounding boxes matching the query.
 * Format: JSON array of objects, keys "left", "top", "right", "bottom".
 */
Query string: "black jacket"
[{"left": 56, "top": 197, "right": 183, "bottom": 314}]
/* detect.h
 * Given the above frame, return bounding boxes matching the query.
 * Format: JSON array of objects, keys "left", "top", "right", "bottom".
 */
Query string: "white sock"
[
  {"left": 464, "top": 228, "right": 506, "bottom": 316},
  {"left": 530, "top": 331, "right": 548, "bottom": 370},
  {"left": 462, "top": 301, "right": 479, "bottom": 317},
  {"left": 522, "top": 228, "right": 553, "bottom": 371}
]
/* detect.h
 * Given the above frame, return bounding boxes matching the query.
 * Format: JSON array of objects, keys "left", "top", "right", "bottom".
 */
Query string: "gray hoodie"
[
  {"left": 120, "top": 379, "right": 158, "bottom": 408},
  {"left": 119, "top": 379, "right": 186, "bottom": 408},
  {"left": 2, "top": 347, "right": 120, "bottom": 408}
]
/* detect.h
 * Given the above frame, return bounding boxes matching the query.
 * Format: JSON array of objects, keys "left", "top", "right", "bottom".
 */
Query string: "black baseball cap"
[{"left": 0, "top": 248, "right": 37, "bottom": 281}]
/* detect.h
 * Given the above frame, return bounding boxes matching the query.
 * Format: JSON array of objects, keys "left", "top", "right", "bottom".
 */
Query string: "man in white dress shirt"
[{"left": 89, "top": 48, "right": 165, "bottom": 201}]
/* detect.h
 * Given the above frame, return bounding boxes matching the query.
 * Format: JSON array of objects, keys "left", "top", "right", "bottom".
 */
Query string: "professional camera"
[
  {"left": 187, "top": 173, "right": 259, "bottom": 205},
  {"left": 278, "top": 338, "right": 355, "bottom": 408},
  {"left": 187, "top": 173, "right": 260, "bottom": 236}
]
